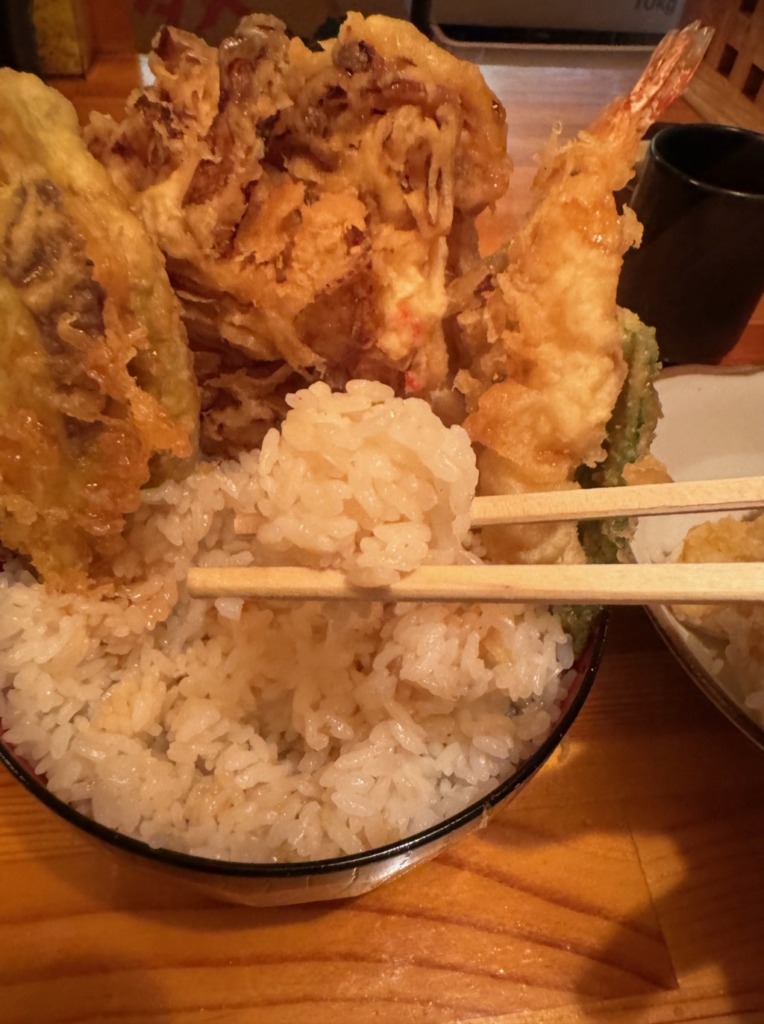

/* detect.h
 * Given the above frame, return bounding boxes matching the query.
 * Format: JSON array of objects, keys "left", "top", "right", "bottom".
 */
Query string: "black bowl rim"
[
  {"left": 649, "top": 122, "right": 764, "bottom": 201},
  {"left": 0, "top": 612, "right": 607, "bottom": 878}
]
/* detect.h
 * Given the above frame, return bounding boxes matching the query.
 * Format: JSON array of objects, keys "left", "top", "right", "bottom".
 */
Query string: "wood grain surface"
[{"left": 2, "top": 36, "right": 763, "bottom": 1024}]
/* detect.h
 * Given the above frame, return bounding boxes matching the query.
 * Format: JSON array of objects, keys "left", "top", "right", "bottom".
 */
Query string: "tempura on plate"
[
  {"left": 673, "top": 513, "right": 764, "bottom": 722},
  {"left": 0, "top": 71, "right": 199, "bottom": 587}
]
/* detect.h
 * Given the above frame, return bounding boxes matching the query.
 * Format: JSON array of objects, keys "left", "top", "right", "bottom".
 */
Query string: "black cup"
[{"left": 617, "top": 123, "right": 764, "bottom": 364}]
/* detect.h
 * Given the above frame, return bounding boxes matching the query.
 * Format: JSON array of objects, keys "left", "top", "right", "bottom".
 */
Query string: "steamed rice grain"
[{"left": 0, "top": 382, "right": 574, "bottom": 862}]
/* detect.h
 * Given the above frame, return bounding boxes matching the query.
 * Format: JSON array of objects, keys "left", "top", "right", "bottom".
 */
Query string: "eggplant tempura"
[
  {"left": 0, "top": 71, "right": 199, "bottom": 587},
  {"left": 86, "top": 13, "right": 511, "bottom": 455}
]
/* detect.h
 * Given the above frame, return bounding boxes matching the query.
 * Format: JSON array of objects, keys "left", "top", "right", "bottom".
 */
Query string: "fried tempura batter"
[
  {"left": 0, "top": 71, "right": 199, "bottom": 587},
  {"left": 86, "top": 13, "right": 510, "bottom": 455},
  {"left": 455, "top": 24, "right": 711, "bottom": 566}
]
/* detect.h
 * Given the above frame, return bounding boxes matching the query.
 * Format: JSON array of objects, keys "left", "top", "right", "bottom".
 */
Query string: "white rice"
[{"left": 0, "top": 381, "right": 574, "bottom": 862}]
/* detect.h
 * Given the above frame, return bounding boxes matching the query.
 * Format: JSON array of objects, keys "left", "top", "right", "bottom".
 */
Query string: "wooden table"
[{"left": 2, "top": 45, "right": 764, "bottom": 1024}]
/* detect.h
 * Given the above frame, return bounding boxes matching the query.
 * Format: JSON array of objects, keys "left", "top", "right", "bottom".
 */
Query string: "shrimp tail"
[{"left": 590, "top": 21, "right": 713, "bottom": 141}]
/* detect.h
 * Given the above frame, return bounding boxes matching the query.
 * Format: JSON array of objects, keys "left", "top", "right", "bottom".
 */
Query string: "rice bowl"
[
  {"left": 0, "top": 382, "right": 591, "bottom": 880},
  {"left": 0, "top": 13, "right": 707, "bottom": 906},
  {"left": 0, "top": 617, "right": 604, "bottom": 907}
]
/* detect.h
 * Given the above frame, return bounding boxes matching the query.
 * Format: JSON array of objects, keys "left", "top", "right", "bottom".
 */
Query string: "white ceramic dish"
[{"left": 630, "top": 364, "right": 764, "bottom": 749}]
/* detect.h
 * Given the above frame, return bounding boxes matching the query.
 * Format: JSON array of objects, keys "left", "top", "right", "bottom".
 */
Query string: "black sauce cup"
[{"left": 617, "top": 123, "right": 764, "bottom": 365}]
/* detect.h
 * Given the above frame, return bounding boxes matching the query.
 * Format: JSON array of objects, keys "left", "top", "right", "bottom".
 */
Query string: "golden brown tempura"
[
  {"left": 675, "top": 513, "right": 764, "bottom": 630},
  {"left": 0, "top": 71, "right": 199, "bottom": 587},
  {"left": 1, "top": 15, "right": 709, "bottom": 596},
  {"left": 454, "top": 24, "right": 711, "bottom": 565},
  {"left": 86, "top": 13, "right": 510, "bottom": 455},
  {"left": 672, "top": 514, "right": 764, "bottom": 718}
]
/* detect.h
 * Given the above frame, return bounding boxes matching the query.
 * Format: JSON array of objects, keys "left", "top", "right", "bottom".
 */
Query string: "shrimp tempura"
[{"left": 459, "top": 23, "right": 711, "bottom": 565}]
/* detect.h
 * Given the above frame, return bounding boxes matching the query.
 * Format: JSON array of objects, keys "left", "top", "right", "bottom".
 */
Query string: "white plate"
[{"left": 629, "top": 364, "right": 764, "bottom": 749}]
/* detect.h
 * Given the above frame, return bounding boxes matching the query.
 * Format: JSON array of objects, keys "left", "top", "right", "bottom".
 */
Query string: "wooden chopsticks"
[
  {"left": 187, "top": 476, "right": 764, "bottom": 605},
  {"left": 186, "top": 562, "right": 764, "bottom": 605},
  {"left": 466, "top": 476, "right": 764, "bottom": 527},
  {"left": 233, "top": 476, "right": 764, "bottom": 535}
]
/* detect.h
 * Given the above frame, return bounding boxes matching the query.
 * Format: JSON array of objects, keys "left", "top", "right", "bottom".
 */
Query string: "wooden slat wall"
[{"left": 683, "top": 0, "right": 764, "bottom": 130}]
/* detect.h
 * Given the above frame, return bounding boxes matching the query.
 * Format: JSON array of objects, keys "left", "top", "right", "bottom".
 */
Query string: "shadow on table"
[
  {"left": 0, "top": 790, "right": 339, "bottom": 1023},
  {"left": 473, "top": 611, "right": 764, "bottom": 1019}
]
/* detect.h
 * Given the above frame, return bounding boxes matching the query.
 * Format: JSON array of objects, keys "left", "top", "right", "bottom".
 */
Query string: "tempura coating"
[
  {"left": 453, "top": 24, "right": 710, "bottom": 566},
  {"left": 673, "top": 514, "right": 764, "bottom": 714},
  {"left": 86, "top": 13, "right": 510, "bottom": 455},
  {"left": 0, "top": 70, "right": 199, "bottom": 587}
]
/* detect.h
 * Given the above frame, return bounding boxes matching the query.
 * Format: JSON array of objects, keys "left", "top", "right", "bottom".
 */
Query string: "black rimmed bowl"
[{"left": 0, "top": 614, "right": 606, "bottom": 907}]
